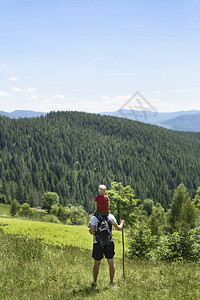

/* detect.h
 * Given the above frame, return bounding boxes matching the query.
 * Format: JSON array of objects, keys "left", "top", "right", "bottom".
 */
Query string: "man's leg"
[
  {"left": 93, "top": 260, "right": 101, "bottom": 284},
  {"left": 107, "top": 258, "right": 115, "bottom": 284}
]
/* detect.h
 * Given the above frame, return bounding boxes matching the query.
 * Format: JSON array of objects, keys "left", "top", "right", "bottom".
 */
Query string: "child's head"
[{"left": 98, "top": 184, "right": 106, "bottom": 195}]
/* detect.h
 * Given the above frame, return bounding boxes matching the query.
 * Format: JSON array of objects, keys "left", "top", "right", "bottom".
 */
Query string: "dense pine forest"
[{"left": 0, "top": 110, "right": 200, "bottom": 212}]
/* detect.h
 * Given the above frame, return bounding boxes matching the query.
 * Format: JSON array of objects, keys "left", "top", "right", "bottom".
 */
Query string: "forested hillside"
[{"left": 0, "top": 111, "right": 200, "bottom": 212}]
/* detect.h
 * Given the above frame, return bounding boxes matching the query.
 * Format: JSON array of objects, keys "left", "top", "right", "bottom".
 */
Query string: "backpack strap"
[
  {"left": 94, "top": 213, "right": 103, "bottom": 227},
  {"left": 94, "top": 211, "right": 109, "bottom": 217}
]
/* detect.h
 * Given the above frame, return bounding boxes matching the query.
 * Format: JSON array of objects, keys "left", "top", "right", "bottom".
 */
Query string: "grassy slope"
[
  {"left": 0, "top": 216, "right": 126, "bottom": 258},
  {"left": 0, "top": 229, "right": 199, "bottom": 300},
  {"left": 0, "top": 212, "right": 200, "bottom": 299}
]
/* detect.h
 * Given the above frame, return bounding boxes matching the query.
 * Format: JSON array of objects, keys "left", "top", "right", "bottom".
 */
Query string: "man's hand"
[
  {"left": 114, "top": 220, "right": 125, "bottom": 231},
  {"left": 89, "top": 224, "right": 96, "bottom": 235},
  {"left": 120, "top": 220, "right": 125, "bottom": 227}
]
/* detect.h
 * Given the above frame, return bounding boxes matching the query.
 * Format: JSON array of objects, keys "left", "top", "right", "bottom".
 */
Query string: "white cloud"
[
  {"left": 174, "top": 89, "right": 189, "bottom": 93},
  {"left": 26, "top": 87, "right": 38, "bottom": 93},
  {"left": 32, "top": 97, "right": 92, "bottom": 113},
  {"left": 9, "top": 76, "right": 18, "bottom": 81},
  {"left": 12, "top": 87, "right": 23, "bottom": 92},
  {"left": 99, "top": 93, "right": 200, "bottom": 113},
  {"left": 43, "top": 99, "right": 51, "bottom": 104},
  {"left": 101, "top": 94, "right": 131, "bottom": 104},
  {"left": 27, "top": 95, "right": 38, "bottom": 102},
  {"left": 147, "top": 97, "right": 199, "bottom": 112},
  {"left": 174, "top": 89, "right": 182, "bottom": 93},
  {"left": 0, "top": 91, "right": 10, "bottom": 97},
  {"left": 54, "top": 94, "right": 65, "bottom": 100},
  {"left": 12, "top": 87, "right": 38, "bottom": 94}
]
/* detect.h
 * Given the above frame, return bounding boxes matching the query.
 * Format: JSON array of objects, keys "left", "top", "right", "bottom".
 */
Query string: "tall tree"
[
  {"left": 107, "top": 182, "right": 139, "bottom": 226},
  {"left": 167, "top": 183, "right": 189, "bottom": 231},
  {"left": 10, "top": 199, "right": 20, "bottom": 216}
]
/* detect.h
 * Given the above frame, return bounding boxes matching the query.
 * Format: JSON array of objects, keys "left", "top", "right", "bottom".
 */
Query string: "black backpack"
[{"left": 95, "top": 214, "right": 112, "bottom": 247}]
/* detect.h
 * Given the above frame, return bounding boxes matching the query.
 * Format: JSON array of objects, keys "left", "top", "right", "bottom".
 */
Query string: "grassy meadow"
[
  {"left": 0, "top": 204, "right": 200, "bottom": 299},
  {"left": 0, "top": 217, "right": 126, "bottom": 258},
  {"left": 0, "top": 203, "right": 11, "bottom": 216}
]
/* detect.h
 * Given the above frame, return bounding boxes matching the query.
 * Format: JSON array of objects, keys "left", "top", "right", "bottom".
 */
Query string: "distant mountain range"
[
  {"left": 1, "top": 109, "right": 200, "bottom": 132},
  {"left": 161, "top": 112, "right": 200, "bottom": 132},
  {"left": 100, "top": 109, "right": 200, "bottom": 132},
  {"left": 0, "top": 110, "right": 46, "bottom": 119}
]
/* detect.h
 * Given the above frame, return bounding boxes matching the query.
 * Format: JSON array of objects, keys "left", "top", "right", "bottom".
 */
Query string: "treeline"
[
  {"left": 10, "top": 192, "right": 88, "bottom": 225},
  {"left": 1, "top": 110, "right": 200, "bottom": 212}
]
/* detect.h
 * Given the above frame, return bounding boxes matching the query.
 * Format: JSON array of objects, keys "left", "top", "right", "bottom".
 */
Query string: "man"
[{"left": 89, "top": 212, "right": 124, "bottom": 287}]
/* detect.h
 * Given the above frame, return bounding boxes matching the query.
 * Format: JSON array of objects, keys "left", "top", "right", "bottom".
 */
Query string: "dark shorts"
[{"left": 92, "top": 242, "right": 115, "bottom": 261}]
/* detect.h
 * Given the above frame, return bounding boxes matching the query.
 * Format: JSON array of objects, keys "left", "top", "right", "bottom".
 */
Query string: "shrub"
[
  {"left": 50, "top": 204, "right": 59, "bottom": 216},
  {"left": 152, "top": 228, "right": 200, "bottom": 262},
  {"left": 18, "top": 203, "right": 33, "bottom": 218},
  {"left": 57, "top": 205, "right": 69, "bottom": 223},
  {"left": 128, "top": 221, "right": 156, "bottom": 259},
  {"left": 30, "top": 207, "right": 47, "bottom": 220},
  {"left": 41, "top": 214, "right": 60, "bottom": 223},
  {"left": 69, "top": 205, "right": 87, "bottom": 225}
]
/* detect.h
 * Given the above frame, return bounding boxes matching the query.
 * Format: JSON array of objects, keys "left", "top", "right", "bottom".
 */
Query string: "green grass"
[
  {"left": 0, "top": 215, "right": 200, "bottom": 299},
  {"left": 0, "top": 229, "right": 200, "bottom": 300},
  {"left": 0, "top": 203, "right": 10, "bottom": 216},
  {"left": 0, "top": 217, "right": 127, "bottom": 258}
]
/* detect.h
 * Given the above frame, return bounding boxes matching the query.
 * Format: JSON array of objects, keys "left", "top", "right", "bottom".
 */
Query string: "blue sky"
[{"left": 0, "top": 0, "right": 200, "bottom": 113}]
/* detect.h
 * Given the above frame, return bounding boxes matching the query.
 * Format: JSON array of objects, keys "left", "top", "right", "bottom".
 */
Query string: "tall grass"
[{"left": 0, "top": 229, "right": 200, "bottom": 299}]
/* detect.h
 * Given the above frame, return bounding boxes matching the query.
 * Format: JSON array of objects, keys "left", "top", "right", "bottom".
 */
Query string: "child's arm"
[
  {"left": 108, "top": 200, "right": 110, "bottom": 209},
  {"left": 95, "top": 201, "right": 97, "bottom": 210}
]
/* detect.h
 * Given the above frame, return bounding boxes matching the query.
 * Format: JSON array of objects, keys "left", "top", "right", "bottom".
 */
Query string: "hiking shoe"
[
  {"left": 110, "top": 282, "right": 117, "bottom": 287},
  {"left": 90, "top": 282, "right": 97, "bottom": 289}
]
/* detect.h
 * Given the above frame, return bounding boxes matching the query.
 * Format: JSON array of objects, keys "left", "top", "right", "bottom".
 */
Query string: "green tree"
[
  {"left": 148, "top": 203, "right": 165, "bottom": 236},
  {"left": 178, "top": 198, "right": 197, "bottom": 230},
  {"left": 167, "top": 183, "right": 190, "bottom": 232},
  {"left": 42, "top": 192, "right": 60, "bottom": 212},
  {"left": 128, "top": 221, "right": 155, "bottom": 259},
  {"left": 0, "top": 181, "right": 6, "bottom": 203},
  {"left": 143, "top": 199, "right": 154, "bottom": 216},
  {"left": 10, "top": 199, "right": 20, "bottom": 216},
  {"left": 193, "top": 187, "right": 200, "bottom": 210},
  {"left": 107, "top": 182, "right": 139, "bottom": 226}
]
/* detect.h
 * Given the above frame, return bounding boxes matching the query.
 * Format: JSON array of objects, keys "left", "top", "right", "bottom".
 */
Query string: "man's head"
[{"left": 99, "top": 184, "right": 106, "bottom": 195}]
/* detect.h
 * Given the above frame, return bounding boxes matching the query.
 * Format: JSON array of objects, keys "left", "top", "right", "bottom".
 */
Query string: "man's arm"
[{"left": 113, "top": 220, "right": 125, "bottom": 231}]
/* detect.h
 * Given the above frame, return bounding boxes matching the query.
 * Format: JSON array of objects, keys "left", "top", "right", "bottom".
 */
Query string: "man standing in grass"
[{"left": 89, "top": 211, "right": 124, "bottom": 287}]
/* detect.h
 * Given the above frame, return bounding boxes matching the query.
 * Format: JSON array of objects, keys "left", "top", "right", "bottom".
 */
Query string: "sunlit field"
[
  {"left": 0, "top": 215, "right": 200, "bottom": 299},
  {"left": 0, "top": 217, "right": 125, "bottom": 258}
]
